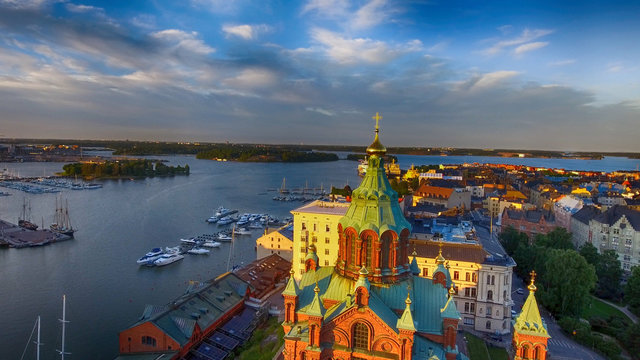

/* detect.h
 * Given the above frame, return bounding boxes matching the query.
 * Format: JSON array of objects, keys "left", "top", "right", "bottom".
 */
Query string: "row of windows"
[
  {"left": 301, "top": 223, "right": 332, "bottom": 232},
  {"left": 141, "top": 336, "right": 157, "bottom": 347}
]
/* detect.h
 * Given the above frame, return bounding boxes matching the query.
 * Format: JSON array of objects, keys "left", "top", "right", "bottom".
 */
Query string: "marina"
[
  {"left": 0, "top": 155, "right": 637, "bottom": 359},
  {"left": 0, "top": 219, "right": 71, "bottom": 248}
]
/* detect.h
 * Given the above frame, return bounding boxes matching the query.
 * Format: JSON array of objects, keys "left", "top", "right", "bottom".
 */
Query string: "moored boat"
[
  {"left": 136, "top": 248, "right": 164, "bottom": 265},
  {"left": 153, "top": 253, "right": 184, "bottom": 266},
  {"left": 202, "top": 241, "right": 221, "bottom": 248},
  {"left": 187, "top": 247, "right": 210, "bottom": 255}
]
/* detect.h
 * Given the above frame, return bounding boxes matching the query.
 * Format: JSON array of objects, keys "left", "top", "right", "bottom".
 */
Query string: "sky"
[{"left": 0, "top": 0, "right": 639, "bottom": 151}]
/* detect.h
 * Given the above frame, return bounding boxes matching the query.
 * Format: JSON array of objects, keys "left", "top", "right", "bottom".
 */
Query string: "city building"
[
  {"left": 290, "top": 200, "right": 349, "bottom": 278},
  {"left": 501, "top": 208, "right": 556, "bottom": 240},
  {"left": 552, "top": 195, "right": 584, "bottom": 231},
  {"left": 512, "top": 271, "right": 549, "bottom": 360},
  {"left": 588, "top": 205, "right": 640, "bottom": 271},
  {"left": 118, "top": 272, "right": 249, "bottom": 358},
  {"left": 570, "top": 205, "right": 600, "bottom": 248},
  {"left": 410, "top": 240, "right": 516, "bottom": 335},
  {"left": 256, "top": 224, "right": 294, "bottom": 261},
  {"left": 412, "top": 184, "right": 471, "bottom": 209},
  {"left": 235, "top": 253, "right": 291, "bottom": 301},
  {"left": 281, "top": 118, "right": 466, "bottom": 360}
]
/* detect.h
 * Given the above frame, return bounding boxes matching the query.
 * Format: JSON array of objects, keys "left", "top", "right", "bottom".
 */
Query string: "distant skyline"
[{"left": 0, "top": 1, "right": 639, "bottom": 151}]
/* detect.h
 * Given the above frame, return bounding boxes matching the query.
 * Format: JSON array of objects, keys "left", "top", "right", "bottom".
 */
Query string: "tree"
[
  {"left": 595, "top": 250, "right": 622, "bottom": 300},
  {"left": 540, "top": 249, "right": 596, "bottom": 317},
  {"left": 579, "top": 243, "right": 600, "bottom": 267},
  {"left": 535, "top": 227, "right": 574, "bottom": 250},
  {"left": 625, "top": 266, "right": 640, "bottom": 316},
  {"left": 500, "top": 226, "right": 528, "bottom": 255}
]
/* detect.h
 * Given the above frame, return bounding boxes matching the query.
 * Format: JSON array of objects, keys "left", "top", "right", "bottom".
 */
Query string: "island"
[{"left": 61, "top": 159, "right": 190, "bottom": 179}]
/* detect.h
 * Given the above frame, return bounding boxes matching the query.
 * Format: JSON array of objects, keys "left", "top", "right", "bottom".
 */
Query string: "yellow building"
[
  {"left": 290, "top": 200, "right": 349, "bottom": 278},
  {"left": 255, "top": 224, "right": 294, "bottom": 261},
  {"left": 402, "top": 164, "right": 420, "bottom": 181},
  {"left": 411, "top": 240, "right": 516, "bottom": 334}
]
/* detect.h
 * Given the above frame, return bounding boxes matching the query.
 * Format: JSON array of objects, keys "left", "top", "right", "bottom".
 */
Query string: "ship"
[
  {"left": 18, "top": 197, "right": 38, "bottom": 230},
  {"left": 50, "top": 198, "right": 75, "bottom": 237}
]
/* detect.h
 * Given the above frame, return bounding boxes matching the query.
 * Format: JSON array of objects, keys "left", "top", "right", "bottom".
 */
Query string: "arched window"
[
  {"left": 491, "top": 275, "right": 495, "bottom": 285},
  {"left": 522, "top": 344, "right": 530, "bottom": 359},
  {"left": 485, "top": 321, "right": 491, "bottom": 330},
  {"left": 534, "top": 346, "right": 542, "bottom": 360},
  {"left": 353, "top": 323, "right": 369, "bottom": 350},
  {"left": 487, "top": 290, "right": 493, "bottom": 300}
]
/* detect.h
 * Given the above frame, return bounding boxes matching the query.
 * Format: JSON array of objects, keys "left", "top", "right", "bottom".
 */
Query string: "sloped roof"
[
  {"left": 514, "top": 287, "right": 549, "bottom": 338},
  {"left": 415, "top": 185, "right": 454, "bottom": 199},
  {"left": 125, "top": 272, "right": 248, "bottom": 346},
  {"left": 412, "top": 241, "right": 487, "bottom": 264},
  {"left": 504, "top": 208, "right": 555, "bottom": 224},
  {"left": 594, "top": 205, "right": 640, "bottom": 231},
  {"left": 571, "top": 205, "right": 600, "bottom": 225}
]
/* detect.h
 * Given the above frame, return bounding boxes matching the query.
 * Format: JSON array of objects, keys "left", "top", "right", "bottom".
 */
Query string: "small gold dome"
[{"left": 366, "top": 112, "right": 387, "bottom": 156}]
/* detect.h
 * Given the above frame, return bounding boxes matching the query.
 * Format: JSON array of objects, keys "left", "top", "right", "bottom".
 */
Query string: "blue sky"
[{"left": 0, "top": 0, "right": 639, "bottom": 151}]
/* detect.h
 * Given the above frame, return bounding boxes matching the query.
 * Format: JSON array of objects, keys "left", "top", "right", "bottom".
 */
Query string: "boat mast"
[
  {"left": 226, "top": 226, "right": 235, "bottom": 272},
  {"left": 36, "top": 316, "right": 41, "bottom": 360},
  {"left": 57, "top": 295, "right": 70, "bottom": 359}
]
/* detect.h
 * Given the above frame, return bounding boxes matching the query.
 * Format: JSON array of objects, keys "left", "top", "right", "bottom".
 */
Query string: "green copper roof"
[
  {"left": 410, "top": 253, "right": 420, "bottom": 275},
  {"left": 304, "top": 283, "right": 325, "bottom": 317},
  {"left": 413, "top": 335, "right": 446, "bottom": 360},
  {"left": 397, "top": 293, "right": 416, "bottom": 331},
  {"left": 440, "top": 296, "right": 460, "bottom": 320},
  {"left": 433, "top": 263, "right": 453, "bottom": 288},
  {"left": 283, "top": 270, "right": 299, "bottom": 296},
  {"left": 514, "top": 284, "right": 549, "bottom": 338},
  {"left": 339, "top": 124, "right": 411, "bottom": 238}
]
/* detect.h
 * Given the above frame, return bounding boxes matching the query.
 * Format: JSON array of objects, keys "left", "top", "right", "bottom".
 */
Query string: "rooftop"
[{"left": 291, "top": 200, "right": 349, "bottom": 216}]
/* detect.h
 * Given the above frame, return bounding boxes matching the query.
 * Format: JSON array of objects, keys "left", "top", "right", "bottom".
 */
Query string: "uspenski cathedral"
[{"left": 281, "top": 113, "right": 467, "bottom": 360}]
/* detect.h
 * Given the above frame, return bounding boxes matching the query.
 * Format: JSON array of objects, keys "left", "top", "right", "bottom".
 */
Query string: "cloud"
[
  {"left": 0, "top": 0, "right": 54, "bottom": 9},
  {"left": 222, "top": 24, "right": 271, "bottom": 40},
  {"left": 482, "top": 28, "right": 553, "bottom": 56},
  {"left": 190, "top": 0, "right": 240, "bottom": 14},
  {"left": 468, "top": 70, "right": 519, "bottom": 91},
  {"left": 305, "top": 107, "right": 335, "bottom": 116},
  {"left": 301, "top": 0, "right": 349, "bottom": 17},
  {"left": 514, "top": 41, "right": 548, "bottom": 55},
  {"left": 151, "top": 29, "right": 215, "bottom": 55},
  {"left": 352, "top": 0, "right": 389, "bottom": 30},
  {"left": 548, "top": 59, "right": 576, "bottom": 67},
  {"left": 310, "top": 28, "right": 420, "bottom": 64},
  {"left": 224, "top": 68, "right": 278, "bottom": 89}
]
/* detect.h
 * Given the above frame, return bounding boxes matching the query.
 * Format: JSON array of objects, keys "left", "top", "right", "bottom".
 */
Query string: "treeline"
[
  {"left": 501, "top": 227, "right": 638, "bottom": 359},
  {"left": 61, "top": 160, "right": 190, "bottom": 178},
  {"left": 195, "top": 144, "right": 338, "bottom": 162}
]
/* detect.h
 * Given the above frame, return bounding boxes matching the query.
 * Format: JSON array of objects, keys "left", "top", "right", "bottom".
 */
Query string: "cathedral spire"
[
  {"left": 366, "top": 112, "right": 387, "bottom": 156},
  {"left": 397, "top": 289, "right": 416, "bottom": 331}
]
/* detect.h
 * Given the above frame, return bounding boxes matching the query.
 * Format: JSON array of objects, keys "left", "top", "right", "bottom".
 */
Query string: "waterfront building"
[
  {"left": 282, "top": 115, "right": 466, "bottom": 360},
  {"left": 235, "top": 253, "right": 291, "bottom": 301},
  {"left": 512, "top": 271, "right": 549, "bottom": 360},
  {"left": 256, "top": 224, "right": 294, "bottom": 261},
  {"left": 501, "top": 208, "right": 556, "bottom": 240},
  {"left": 118, "top": 272, "right": 249, "bottom": 358},
  {"left": 290, "top": 200, "right": 349, "bottom": 279},
  {"left": 410, "top": 240, "right": 516, "bottom": 335},
  {"left": 587, "top": 205, "right": 640, "bottom": 271}
]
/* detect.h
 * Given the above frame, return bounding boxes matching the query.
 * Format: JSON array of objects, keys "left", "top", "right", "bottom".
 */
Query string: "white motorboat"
[
  {"left": 218, "top": 233, "right": 233, "bottom": 241},
  {"left": 202, "top": 241, "right": 221, "bottom": 248},
  {"left": 218, "top": 216, "right": 234, "bottom": 225},
  {"left": 206, "top": 216, "right": 218, "bottom": 223},
  {"left": 165, "top": 246, "right": 181, "bottom": 254},
  {"left": 180, "top": 238, "right": 196, "bottom": 244},
  {"left": 187, "top": 247, "right": 210, "bottom": 255},
  {"left": 153, "top": 253, "right": 184, "bottom": 266},
  {"left": 235, "top": 227, "right": 251, "bottom": 235},
  {"left": 136, "top": 248, "right": 164, "bottom": 265}
]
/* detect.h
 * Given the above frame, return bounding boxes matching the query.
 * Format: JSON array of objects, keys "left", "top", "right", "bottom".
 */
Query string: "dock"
[{"left": 0, "top": 220, "right": 71, "bottom": 248}]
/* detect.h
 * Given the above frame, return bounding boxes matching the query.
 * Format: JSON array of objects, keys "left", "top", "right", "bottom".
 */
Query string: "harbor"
[{"left": 0, "top": 219, "right": 71, "bottom": 248}]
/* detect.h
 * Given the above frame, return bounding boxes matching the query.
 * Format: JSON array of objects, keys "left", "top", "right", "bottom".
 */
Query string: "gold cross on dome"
[{"left": 372, "top": 112, "right": 382, "bottom": 131}]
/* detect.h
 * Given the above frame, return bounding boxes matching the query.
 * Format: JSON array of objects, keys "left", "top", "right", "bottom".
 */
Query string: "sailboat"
[
  {"left": 18, "top": 197, "right": 38, "bottom": 230},
  {"left": 20, "top": 295, "right": 69, "bottom": 360},
  {"left": 50, "top": 198, "right": 75, "bottom": 237},
  {"left": 279, "top": 177, "right": 290, "bottom": 194}
]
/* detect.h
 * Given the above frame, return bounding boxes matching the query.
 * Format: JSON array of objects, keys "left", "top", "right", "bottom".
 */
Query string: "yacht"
[
  {"left": 153, "top": 253, "right": 184, "bottom": 266},
  {"left": 235, "top": 227, "right": 251, "bottom": 235},
  {"left": 165, "top": 246, "right": 181, "bottom": 254},
  {"left": 136, "top": 248, "right": 164, "bottom": 265},
  {"left": 218, "top": 233, "right": 233, "bottom": 241},
  {"left": 180, "top": 238, "right": 197, "bottom": 244},
  {"left": 202, "top": 241, "right": 221, "bottom": 248},
  {"left": 217, "top": 216, "right": 234, "bottom": 225},
  {"left": 206, "top": 215, "right": 219, "bottom": 223},
  {"left": 187, "top": 247, "right": 210, "bottom": 255}
]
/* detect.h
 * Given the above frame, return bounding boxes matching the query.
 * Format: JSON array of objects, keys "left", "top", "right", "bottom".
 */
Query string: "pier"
[{"left": 0, "top": 220, "right": 71, "bottom": 248}]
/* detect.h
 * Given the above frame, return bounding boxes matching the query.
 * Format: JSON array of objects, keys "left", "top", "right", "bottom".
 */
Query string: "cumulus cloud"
[
  {"left": 224, "top": 68, "right": 278, "bottom": 89},
  {"left": 352, "top": 0, "right": 390, "bottom": 30},
  {"left": 468, "top": 71, "right": 520, "bottom": 91},
  {"left": 482, "top": 28, "right": 553, "bottom": 56},
  {"left": 302, "top": 0, "right": 396, "bottom": 30},
  {"left": 222, "top": 24, "right": 271, "bottom": 40},
  {"left": 301, "top": 0, "right": 349, "bottom": 17}
]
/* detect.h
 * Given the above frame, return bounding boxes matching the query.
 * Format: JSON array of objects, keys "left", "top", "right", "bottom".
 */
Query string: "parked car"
[{"left": 516, "top": 288, "right": 524, "bottom": 295}]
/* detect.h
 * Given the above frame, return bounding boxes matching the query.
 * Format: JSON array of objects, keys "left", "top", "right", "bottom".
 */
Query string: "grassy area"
[
  {"left": 466, "top": 333, "right": 490, "bottom": 360},
  {"left": 466, "top": 333, "right": 509, "bottom": 360},
  {"left": 582, "top": 296, "right": 630, "bottom": 322},
  {"left": 234, "top": 317, "right": 284, "bottom": 360},
  {"left": 487, "top": 346, "right": 509, "bottom": 360}
]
